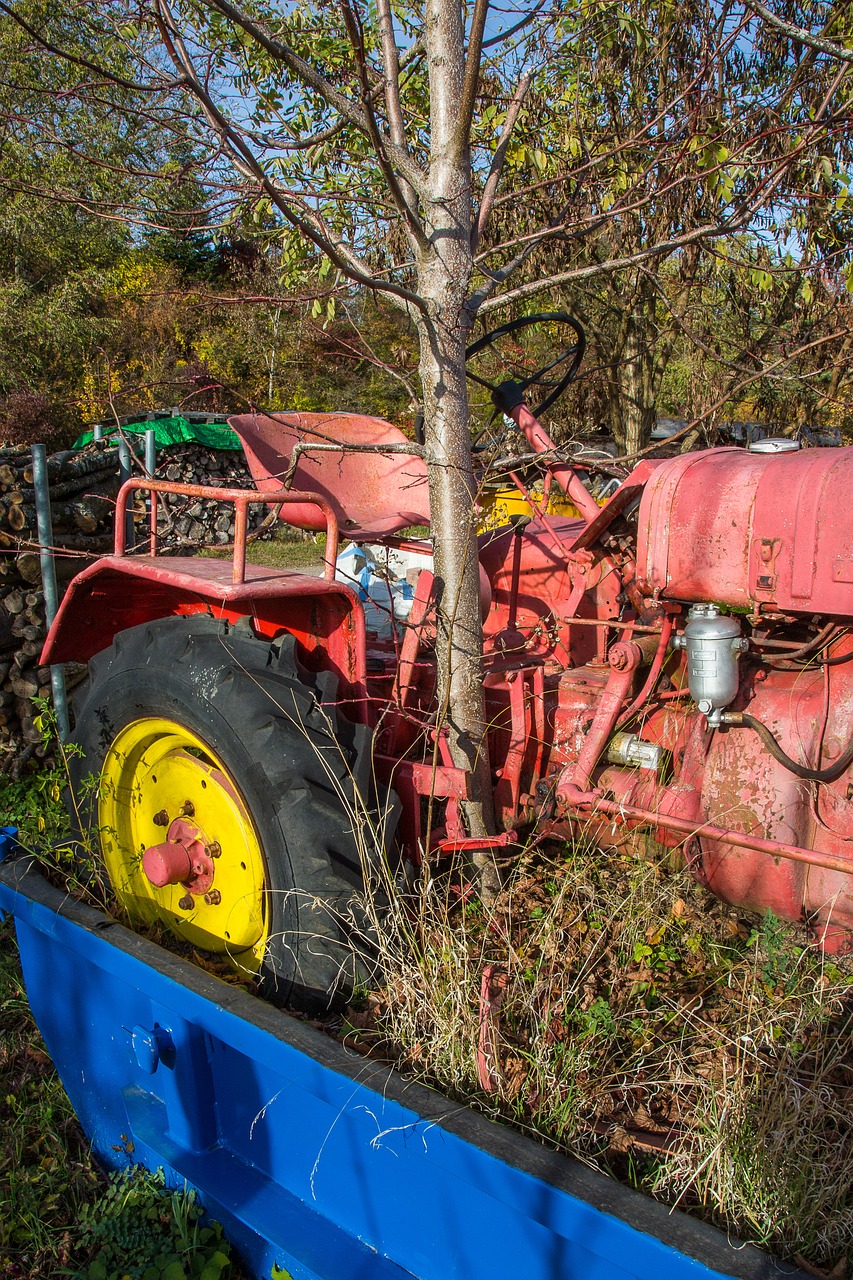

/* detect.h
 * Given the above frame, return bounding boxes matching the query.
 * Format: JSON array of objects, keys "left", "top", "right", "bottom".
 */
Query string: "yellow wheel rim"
[{"left": 99, "top": 717, "right": 268, "bottom": 972}]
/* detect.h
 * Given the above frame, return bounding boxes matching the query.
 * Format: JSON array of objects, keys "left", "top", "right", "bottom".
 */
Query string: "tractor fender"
[{"left": 42, "top": 555, "right": 367, "bottom": 696}]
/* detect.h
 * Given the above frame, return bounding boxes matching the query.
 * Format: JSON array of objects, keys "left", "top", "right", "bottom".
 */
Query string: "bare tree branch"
[
  {"left": 482, "top": 0, "right": 548, "bottom": 49},
  {"left": 476, "top": 220, "right": 744, "bottom": 315},
  {"left": 745, "top": 0, "right": 853, "bottom": 63},
  {"left": 152, "top": 0, "right": 428, "bottom": 313},
  {"left": 376, "top": 0, "right": 418, "bottom": 219},
  {"left": 202, "top": 0, "right": 429, "bottom": 198},
  {"left": 236, "top": 116, "right": 351, "bottom": 153},
  {"left": 456, "top": 0, "right": 490, "bottom": 155},
  {"left": 471, "top": 71, "right": 531, "bottom": 252},
  {"left": 338, "top": 0, "right": 428, "bottom": 248}
]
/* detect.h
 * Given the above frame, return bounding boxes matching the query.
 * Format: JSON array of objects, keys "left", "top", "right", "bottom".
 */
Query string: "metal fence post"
[
  {"left": 30, "top": 444, "right": 70, "bottom": 741},
  {"left": 117, "top": 435, "right": 134, "bottom": 551},
  {"left": 144, "top": 428, "right": 156, "bottom": 480}
]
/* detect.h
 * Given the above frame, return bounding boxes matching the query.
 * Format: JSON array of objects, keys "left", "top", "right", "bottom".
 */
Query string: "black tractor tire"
[{"left": 68, "top": 613, "right": 388, "bottom": 1012}]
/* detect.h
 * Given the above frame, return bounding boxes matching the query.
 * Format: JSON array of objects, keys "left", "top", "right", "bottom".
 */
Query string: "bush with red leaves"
[{"left": 0, "top": 391, "right": 61, "bottom": 448}]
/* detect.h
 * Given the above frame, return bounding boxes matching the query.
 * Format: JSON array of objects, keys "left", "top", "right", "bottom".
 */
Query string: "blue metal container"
[{"left": 0, "top": 855, "right": 804, "bottom": 1280}]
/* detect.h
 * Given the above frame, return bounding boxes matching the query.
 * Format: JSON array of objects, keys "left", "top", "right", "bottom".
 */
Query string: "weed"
[
  {"left": 745, "top": 910, "right": 800, "bottom": 993},
  {"left": 652, "top": 1002, "right": 853, "bottom": 1264},
  {"left": 0, "top": 921, "right": 99, "bottom": 1277},
  {"left": 577, "top": 996, "right": 617, "bottom": 1039},
  {"left": 0, "top": 712, "right": 70, "bottom": 851},
  {"left": 73, "top": 1167, "right": 234, "bottom": 1280}
]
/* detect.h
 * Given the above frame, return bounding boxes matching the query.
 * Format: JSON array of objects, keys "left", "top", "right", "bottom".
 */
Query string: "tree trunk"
[
  {"left": 413, "top": 0, "right": 498, "bottom": 894},
  {"left": 618, "top": 314, "right": 655, "bottom": 455},
  {"left": 611, "top": 285, "right": 657, "bottom": 455},
  {"left": 417, "top": 309, "right": 496, "bottom": 861}
]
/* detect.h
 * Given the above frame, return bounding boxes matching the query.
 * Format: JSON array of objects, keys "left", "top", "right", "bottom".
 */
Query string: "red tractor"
[{"left": 45, "top": 315, "right": 853, "bottom": 1009}]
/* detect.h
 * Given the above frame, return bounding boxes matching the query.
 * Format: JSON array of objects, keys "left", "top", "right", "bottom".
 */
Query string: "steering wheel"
[{"left": 465, "top": 312, "right": 586, "bottom": 419}]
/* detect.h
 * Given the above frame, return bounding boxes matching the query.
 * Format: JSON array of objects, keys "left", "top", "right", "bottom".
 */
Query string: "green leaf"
[
  {"left": 271, "top": 1265, "right": 294, "bottom": 1280},
  {"left": 198, "top": 1253, "right": 230, "bottom": 1280},
  {"left": 162, "top": 1263, "right": 188, "bottom": 1280}
]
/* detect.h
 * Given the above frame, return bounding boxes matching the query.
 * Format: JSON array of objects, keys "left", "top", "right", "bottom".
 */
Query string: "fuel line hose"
[{"left": 724, "top": 711, "right": 853, "bottom": 784}]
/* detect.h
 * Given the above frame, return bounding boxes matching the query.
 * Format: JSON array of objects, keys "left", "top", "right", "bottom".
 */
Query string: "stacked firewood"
[
  {"left": 154, "top": 444, "right": 273, "bottom": 550},
  {"left": 0, "top": 439, "right": 276, "bottom": 772},
  {"left": 0, "top": 442, "right": 121, "bottom": 545},
  {"left": 0, "top": 442, "right": 123, "bottom": 770}
]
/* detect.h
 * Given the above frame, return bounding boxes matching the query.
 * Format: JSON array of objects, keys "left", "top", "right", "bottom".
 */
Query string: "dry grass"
[{"left": 348, "top": 822, "right": 853, "bottom": 1275}]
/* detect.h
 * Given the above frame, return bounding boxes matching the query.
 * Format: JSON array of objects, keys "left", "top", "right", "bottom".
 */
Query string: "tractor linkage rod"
[{"left": 567, "top": 795, "right": 853, "bottom": 879}]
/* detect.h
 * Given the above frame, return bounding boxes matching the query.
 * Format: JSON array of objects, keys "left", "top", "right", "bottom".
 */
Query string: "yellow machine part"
[
  {"left": 99, "top": 717, "right": 269, "bottom": 973},
  {"left": 477, "top": 484, "right": 591, "bottom": 532}
]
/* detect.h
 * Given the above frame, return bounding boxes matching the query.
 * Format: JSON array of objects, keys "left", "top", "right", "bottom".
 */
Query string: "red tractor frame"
[{"left": 45, "top": 315, "right": 853, "bottom": 1009}]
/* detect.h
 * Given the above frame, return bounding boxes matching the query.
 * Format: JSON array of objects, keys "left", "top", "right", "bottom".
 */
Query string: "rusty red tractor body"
[{"left": 45, "top": 317, "right": 853, "bottom": 1007}]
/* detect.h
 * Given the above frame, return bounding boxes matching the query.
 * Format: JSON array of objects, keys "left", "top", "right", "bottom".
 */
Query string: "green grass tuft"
[{"left": 197, "top": 528, "right": 326, "bottom": 571}]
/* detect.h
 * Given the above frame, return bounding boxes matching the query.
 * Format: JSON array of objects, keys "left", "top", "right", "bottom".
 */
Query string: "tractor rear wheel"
[{"left": 68, "top": 614, "right": 384, "bottom": 1011}]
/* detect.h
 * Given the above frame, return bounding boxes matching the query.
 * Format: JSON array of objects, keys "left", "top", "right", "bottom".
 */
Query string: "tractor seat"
[{"left": 228, "top": 411, "right": 430, "bottom": 538}]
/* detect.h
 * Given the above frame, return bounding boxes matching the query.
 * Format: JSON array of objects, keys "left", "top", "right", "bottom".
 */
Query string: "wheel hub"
[{"left": 142, "top": 817, "right": 215, "bottom": 892}]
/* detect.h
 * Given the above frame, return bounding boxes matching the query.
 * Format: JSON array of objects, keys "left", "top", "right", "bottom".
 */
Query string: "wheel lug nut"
[
  {"left": 153, "top": 810, "right": 169, "bottom": 826},
  {"left": 208, "top": 841, "right": 221, "bottom": 858},
  {"left": 204, "top": 890, "right": 221, "bottom": 906},
  {"left": 180, "top": 800, "right": 195, "bottom": 817},
  {"left": 177, "top": 894, "right": 194, "bottom": 911}
]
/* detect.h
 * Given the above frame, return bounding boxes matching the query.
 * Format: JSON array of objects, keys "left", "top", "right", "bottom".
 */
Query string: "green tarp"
[{"left": 73, "top": 415, "right": 242, "bottom": 451}]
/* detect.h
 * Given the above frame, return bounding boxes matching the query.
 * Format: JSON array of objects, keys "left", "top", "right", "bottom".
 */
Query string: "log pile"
[
  {"left": 153, "top": 444, "right": 273, "bottom": 551},
  {"left": 0, "top": 439, "right": 275, "bottom": 773},
  {"left": 0, "top": 441, "right": 122, "bottom": 771}
]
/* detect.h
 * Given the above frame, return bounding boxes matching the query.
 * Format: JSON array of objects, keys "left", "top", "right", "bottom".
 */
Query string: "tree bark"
[
  {"left": 609, "top": 281, "right": 657, "bottom": 455},
  {"left": 417, "top": 312, "right": 496, "bottom": 851},
  {"left": 617, "top": 309, "right": 656, "bottom": 455},
  {"left": 413, "top": 0, "right": 497, "bottom": 892}
]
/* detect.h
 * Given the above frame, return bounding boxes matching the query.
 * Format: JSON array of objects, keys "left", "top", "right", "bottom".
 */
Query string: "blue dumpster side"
[{"left": 0, "top": 856, "right": 805, "bottom": 1280}]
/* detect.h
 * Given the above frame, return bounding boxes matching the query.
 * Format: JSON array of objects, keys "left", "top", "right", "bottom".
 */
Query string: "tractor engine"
[{"left": 481, "top": 446, "right": 853, "bottom": 952}]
